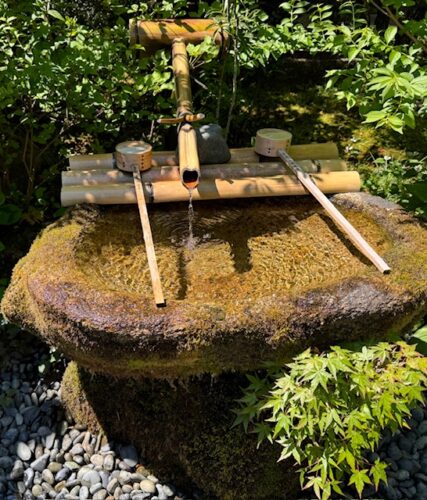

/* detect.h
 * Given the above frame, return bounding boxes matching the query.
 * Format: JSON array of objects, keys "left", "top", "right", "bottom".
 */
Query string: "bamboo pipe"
[
  {"left": 172, "top": 39, "right": 193, "bottom": 117},
  {"left": 172, "top": 39, "right": 201, "bottom": 189},
  {"left": 178, "top": 123, "right": 200, "bottom": 189},
  {"left": 67, "top": 143, "right": 340, "bottom": 171},
  {"left": 278, "top": 149, "right": 390, "bottom": 274},
  {"left": 62, "top": 159, "right": 348, "bottom": 187},
  {"left": 130, "top": 19, "right": 225, "bottom": 50},
  {"left": 61, "top": 171, "right": 361, "bottom": 206},
  {"left": 69, "top": 153, "right": 115, "bottom": 170}
]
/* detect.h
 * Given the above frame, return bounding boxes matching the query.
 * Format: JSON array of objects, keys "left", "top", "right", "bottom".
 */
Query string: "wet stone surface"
[{"left": 0, "top": 329, "right": 194, "bottom": 500}]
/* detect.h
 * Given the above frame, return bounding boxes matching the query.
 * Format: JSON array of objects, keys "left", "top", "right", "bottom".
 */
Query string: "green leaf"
[
  {"left": 370, "top": 460, "right": 388, "bottom": 490},
  {"left": 389, "top": 50, "right": 401, "bottom": 65},
  {"left": 349, "top": 469, "right": 371, "bottom": 498},
  {"left": 384, "top": 25, "right": 398, "bottom": 44},
  {"left": 364, "top": 110, "right": 387, "bottom": 123},
  {"left": 48, "top": 10, "right": 65, "bottom": 22},
  {"left": 0, "top": 204, "right": 22, "bottom": 225},
  {"left": 348, "top": 46, "right": 360, "bottom": 62},
  {"left": 411, "top": 326, "right": 427, "bottom": 356}
]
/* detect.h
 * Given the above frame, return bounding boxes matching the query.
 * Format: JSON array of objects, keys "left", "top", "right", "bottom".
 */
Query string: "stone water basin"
[{"left": 2, "top": 192, "right": 427, "bottom": 378}]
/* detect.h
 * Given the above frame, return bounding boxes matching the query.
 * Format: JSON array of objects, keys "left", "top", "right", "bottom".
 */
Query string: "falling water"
[{"left": 187, "top": 188, "right": 195, "bottom": 252}]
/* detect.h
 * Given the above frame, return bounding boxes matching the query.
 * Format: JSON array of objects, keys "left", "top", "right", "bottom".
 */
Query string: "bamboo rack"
[
  {"left": 68, "top": 143, "right": 340, "bottom": 170},
  {"left": 61, "top": 171, "right": 361, "bottom": 206},
  {"left": 62, "top": 159, "right": 348, "bottom": 187}
]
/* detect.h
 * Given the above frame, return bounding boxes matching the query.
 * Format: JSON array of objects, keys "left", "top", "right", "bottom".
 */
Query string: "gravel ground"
[
  {"left": 372, "top": 405, "right": 427, "bottom": 500},
  {"left": 0, "top": 328, "right": 194, "bottom": 500},
  {"left": 1, "top": 327, "right": 426, "bottom": 500}
]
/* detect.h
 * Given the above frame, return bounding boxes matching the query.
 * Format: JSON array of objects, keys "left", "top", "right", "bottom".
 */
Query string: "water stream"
[{"left": 187, "top": 188, "right": 195, "bottom": 253}]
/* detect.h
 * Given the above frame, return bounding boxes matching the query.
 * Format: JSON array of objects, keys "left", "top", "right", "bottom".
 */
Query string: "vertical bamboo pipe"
[
  {"left": 278, "top": 149, "right": 391, "bottom": 274},
  {"left": 172, "top": 39, "right": 200, "bottom": 189},
  {"left": 172, "top": 38, "right": 193, "bottom": 116}
]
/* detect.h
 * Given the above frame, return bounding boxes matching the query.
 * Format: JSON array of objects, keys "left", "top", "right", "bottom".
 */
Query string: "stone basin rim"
[{"left": 2, "top": 192, "right": 427, "bottom": 379}]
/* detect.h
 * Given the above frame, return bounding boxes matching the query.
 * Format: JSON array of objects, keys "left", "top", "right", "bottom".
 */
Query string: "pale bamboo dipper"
[
  {"left": 115, "top": 141, "right": 166, "bottom": 307},
  {"left": 278, "top": 148, "right": 391, "bottom": 274},
  {"left": 132, "top": 165, "right": 165, "bottom": 307}
]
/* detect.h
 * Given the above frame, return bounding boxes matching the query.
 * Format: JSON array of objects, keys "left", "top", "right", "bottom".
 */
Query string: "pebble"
[
  {"left": 23, "top": 467, "right": 34, "bottom": 488},
  {"left": 42, "top": 468, "right": 55, "bottom": 484},
  {"left": 140, "top": 479, "right": 156, "bottom": 494},
  {"left": 375, "top": 405, "right": 427, "bottom": 500},
  {"left": 82, "top": 469, "right": 101, "bottom": 487},
  {"left": 79, "top": 485, "right": 89, "bottom": 499},
  {"left": 62, "top": 434, "right": 73, "bottom": 452},
  {"left": 56, "top": 467, "right": 71, "bottom": 482},
  {"left": 94, "top": 489, "right": 108, "bottom": 500},
  {"left": 31, "top": 452, "right": 49, "bottom": 472},
  {"left": 32, "top": 484, "right": 43, "bottom": 496},
  {"left": 120, "top": 445, "right": 138, "bottom": 468},
  {"left": 16, "top": 441, "right": 32, "bottom": 461},
  {"left": 91, "top": 453, "right": 104, "bottom": 467},
  {"left": 104, "top": 454, "right": 115, "bottom": 471},
  {"left": 70, "top": 443, "right": 84, "bottom": 456},
  {"left": 10, "top": 460, "right": 24, "bottom": 480}
]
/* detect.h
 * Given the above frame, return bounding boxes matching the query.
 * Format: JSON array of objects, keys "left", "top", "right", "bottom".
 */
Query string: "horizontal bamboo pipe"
[
  {"left": 62, "top": 159, "right": 348, "bottom": 187},
  {"left": 69, "top": 153, "right": 115, "bottom": 170},
  {"left": 278, "top": 149, "right": 390, "bottom": 274},
  {"left": 130, "top": 19, "right": 225, "bottom": 49},
  {"left": 61, "top": 171, "right": 360, "bottom": 206},
  {"left": 68, "top": 143, "right": 340, "bottom": 171}
]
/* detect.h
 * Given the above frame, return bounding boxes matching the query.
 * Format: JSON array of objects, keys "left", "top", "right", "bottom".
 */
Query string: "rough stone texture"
[
  {"left": 196, "top": 123, "right": 231, "bottom": 164},
  {"left": 61, "top": 361, "right": 299, "bottom": 500},
  {"left": 2, "top": 193, "right": 427, "bottom": 378}
]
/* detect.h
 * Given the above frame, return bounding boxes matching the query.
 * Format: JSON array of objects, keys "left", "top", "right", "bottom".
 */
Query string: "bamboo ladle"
[{"left": 278, "top": 148, "right": 391, "bottom": 274}]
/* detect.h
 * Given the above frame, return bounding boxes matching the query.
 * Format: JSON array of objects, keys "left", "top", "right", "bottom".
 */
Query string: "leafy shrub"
[
  {"left": 208, "top": 0, "right": 427, "bottom": 133},
  {"left": 234, "top": 342, "right": 427, "bottom": 499},
  {"left": 0, "top": 0, "right": 176, "bottom": 218},
  {"left": 363, "top": 155, "right": 427, "bottom": 219}
]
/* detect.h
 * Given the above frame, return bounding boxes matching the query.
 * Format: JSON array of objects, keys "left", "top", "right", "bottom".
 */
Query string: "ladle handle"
[
  {"left": 132, "top": 165, "right": 166, "bottom": 307},
  {"left": 278, "top": 149, "right": 391, "bottom": 274}
]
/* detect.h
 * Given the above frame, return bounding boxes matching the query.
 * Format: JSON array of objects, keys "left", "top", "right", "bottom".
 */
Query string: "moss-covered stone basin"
[{"left": 2, "top": 193, "right": 427, "bottom": 378}]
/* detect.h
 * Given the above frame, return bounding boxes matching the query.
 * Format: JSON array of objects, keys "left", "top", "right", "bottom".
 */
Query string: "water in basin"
[{"left": 76, "top": 198, "right": 390, "bottom": 308}]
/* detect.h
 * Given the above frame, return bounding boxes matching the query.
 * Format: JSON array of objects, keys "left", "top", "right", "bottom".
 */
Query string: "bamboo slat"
[
  {"left": 68, "top": 143, "right": 340, "bottom": 171},
  {"left": 62, "top": 159, "right": 348, "bottom": 187},
  {"left": 61, "top": 171, "right": 360, "bottom": 206}
]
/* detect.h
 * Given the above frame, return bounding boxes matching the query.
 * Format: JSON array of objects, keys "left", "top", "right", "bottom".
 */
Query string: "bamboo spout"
[
  {"left": 172, "top": 39, "right": 201, "bottom": 189},
  {"left": 178, "top": 123, "right": 200, "bottom": 189}
]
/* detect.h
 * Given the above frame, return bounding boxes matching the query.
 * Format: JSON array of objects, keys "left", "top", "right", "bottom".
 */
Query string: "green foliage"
[
  {"left": 0, "top": 0, "right": 175, "bottom": 219},
  {"left": 411, "top": 325, "right": 427, "bottom": 356},
  {"left": 234, "top": 342, "right": 427, "bottom": 499},
  {"left": 210, "top": 1, "right": 427, "bottom": 133},
  {"left": 363, "top": 155, "right": 427, "bottom": 219}
]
